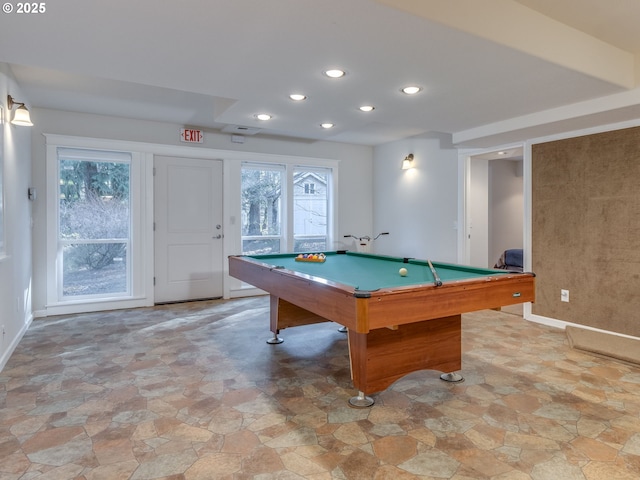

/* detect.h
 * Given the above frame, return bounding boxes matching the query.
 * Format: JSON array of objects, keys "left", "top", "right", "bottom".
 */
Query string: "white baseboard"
[
  {"left": 525, "top": 311, "right": 640, "bottom": 342},
  {"left": 0, "top": 313, "right": 33, "bottom": 372},
  {"left": 227, "top": 286, "right": 267, "bottom": 299}
]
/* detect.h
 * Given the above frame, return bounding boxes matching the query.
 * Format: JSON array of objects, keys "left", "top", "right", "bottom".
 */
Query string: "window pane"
[
  {"left": 293, "top": 168, "right": 329, "bottom": 252},
  {"left": 294, "top": 237, "right": 327, "bottom": 252},
  {"left": 57, "top": 149, "right": 131, "bottom": 299},
  {"left": 63, "top": 243, "right": 127, "bottom": 296},
  {"left": 59, "top": 159, "right": 130, "bottom": 240},
  {"left": 241, "top": 166, "right": 283, "bottom": 254},
  {"left": 242, "top": 238, "right": 281, "bottom": 255}
]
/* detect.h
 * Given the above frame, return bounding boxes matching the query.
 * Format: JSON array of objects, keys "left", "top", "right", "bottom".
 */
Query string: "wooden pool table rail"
[{"left": 229, "top": 254, "right": 535, "bottom": 334}]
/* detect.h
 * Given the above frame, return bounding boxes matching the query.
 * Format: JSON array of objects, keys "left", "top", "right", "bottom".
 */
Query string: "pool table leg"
[
  {"left": 348, "top": 391, "right": 374, "bottom": 408},
  {"left": 267, "top": 296, "right": 284, "bottom": 344},
  {"left": 266, "top": 331, "right": 284, "bottom": 344},
  {"left": 267, "top": 295, "right": 331, "bottom": 344},
  {"left": 440, "top": 372, "right": 464, "bottom": 382}
]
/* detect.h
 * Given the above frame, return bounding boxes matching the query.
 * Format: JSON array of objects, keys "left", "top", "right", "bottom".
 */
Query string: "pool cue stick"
[{"left": 427, "top": 259, "right": 443, "bottom": 287}]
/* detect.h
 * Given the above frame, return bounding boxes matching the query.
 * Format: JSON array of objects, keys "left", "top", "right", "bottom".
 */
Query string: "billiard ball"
[{"left": 399, "top": 267, "right": 408, "bottom": 277}]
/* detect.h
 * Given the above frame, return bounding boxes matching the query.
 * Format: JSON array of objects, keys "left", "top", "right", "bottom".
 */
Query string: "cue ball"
[{"left": 399, "top": 267, "right": 408, "bottom": 277}]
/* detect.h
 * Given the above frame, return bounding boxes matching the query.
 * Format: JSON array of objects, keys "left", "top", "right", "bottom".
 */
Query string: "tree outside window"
[{"left": 241, "top": 166, "right": 283, "bottom": 255}]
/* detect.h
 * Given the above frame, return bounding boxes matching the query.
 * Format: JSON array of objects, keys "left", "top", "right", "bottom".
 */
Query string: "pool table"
[{"left": 229, "top": 251, "right": 535, "bottom": 406}]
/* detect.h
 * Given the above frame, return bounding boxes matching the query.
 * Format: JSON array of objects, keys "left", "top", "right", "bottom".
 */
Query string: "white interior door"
[{"left": 154, "top": 156, "right": 223, "bottom": 303}]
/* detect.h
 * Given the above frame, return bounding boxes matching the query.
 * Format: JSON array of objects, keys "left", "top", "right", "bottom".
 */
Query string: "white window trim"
[{"left": 44, "top": 136, "right": 154, "bottom": 315}]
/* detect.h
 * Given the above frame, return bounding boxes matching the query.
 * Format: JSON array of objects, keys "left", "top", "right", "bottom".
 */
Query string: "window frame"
[
  {"left": 45, "top": 136, "right": 152, "bottom": 315},
  {"left": 240, "top": 162, "right": 336, "bottom": 256},
  {"left": 56, "top": 147, "right": 132, "bottom": 300}
]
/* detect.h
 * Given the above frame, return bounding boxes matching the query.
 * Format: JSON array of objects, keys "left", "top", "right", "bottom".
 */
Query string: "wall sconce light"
[
  {"left": 401, "top": 153, "right": 414, "bottom": 170},
  {"left": 7, "top": 95, "right": 34, "bottom": 126}
]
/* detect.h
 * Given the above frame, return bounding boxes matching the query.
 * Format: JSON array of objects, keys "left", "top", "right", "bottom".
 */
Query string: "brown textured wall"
[{"left": 532, "top": 126, "right": 640, "bottom": 337}]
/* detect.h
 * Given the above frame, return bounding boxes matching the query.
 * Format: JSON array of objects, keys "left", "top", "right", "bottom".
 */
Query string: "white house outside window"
[{"left": 293, "top": 168, "right": 329, "bottom": 252}]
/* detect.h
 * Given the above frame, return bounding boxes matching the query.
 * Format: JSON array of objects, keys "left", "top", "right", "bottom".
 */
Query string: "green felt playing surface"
[{"left": 248, "top": 251, "right": 509, "bottom": 292}]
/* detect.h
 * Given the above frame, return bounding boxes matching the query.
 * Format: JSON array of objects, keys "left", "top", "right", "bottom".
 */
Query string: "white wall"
[
  {"left": 372, "top": 133, "right": 459, "bottom": 262},
  {"left": 469, "top": 159, "right": 489, "bottom": 267},
  {"left": 0, "top": 64, "right": 33, "bottom": 370},
  {"left": 29, "top": 108, "right": 374, "bottom": 313}
]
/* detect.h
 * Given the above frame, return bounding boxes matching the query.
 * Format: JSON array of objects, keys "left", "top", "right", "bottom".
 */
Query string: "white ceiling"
[
  {"left": 1, "top": 0, "right": 639, "bottom": 147},
  {"left": 513, "top": 0, "right": 640, "bottom": 52}
]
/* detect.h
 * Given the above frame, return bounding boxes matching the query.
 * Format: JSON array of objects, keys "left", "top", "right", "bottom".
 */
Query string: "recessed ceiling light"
[
  {"left": 320, "top": 123, "right": 334, "bottom": 129},
  {"left": 498, "top": 151, "right": 507, "bottom": 155},
  {"left": 324, "top": 69, "right": 346, "bottom": 78},
  {"left": 255, "top": 113, "right": 272, "bottom": 121},
  {"left": 289, "top": 94, "right": 307, "bottom": 101},
  {"left": 359, "top": 105, "right": 375, "bottom": 112},
  {"left": 401, "top": 86, "right": 422, "bottom": 95}
]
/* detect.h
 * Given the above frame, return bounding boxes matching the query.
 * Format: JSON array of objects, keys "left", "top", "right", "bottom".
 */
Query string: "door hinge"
[
  {"left": 153, "top": 222, "right": 156, "bottom": 231},
  {"left": 153, "top": 277, "right": 156, "bottom": 286}
]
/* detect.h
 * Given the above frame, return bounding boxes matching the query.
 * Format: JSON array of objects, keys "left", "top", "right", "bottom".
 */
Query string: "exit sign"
[{"left": 180, "top": 128, "right": 203, "bottom": 143}]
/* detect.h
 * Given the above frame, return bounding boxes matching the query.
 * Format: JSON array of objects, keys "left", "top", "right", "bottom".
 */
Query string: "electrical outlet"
[{"left": 561, "top": 289, "right": 569, "bottom": 302}]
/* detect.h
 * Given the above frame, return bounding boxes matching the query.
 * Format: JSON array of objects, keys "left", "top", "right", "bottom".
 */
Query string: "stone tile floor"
[{"left": 1, "top": 297, "right": 640, "bottom": 479}]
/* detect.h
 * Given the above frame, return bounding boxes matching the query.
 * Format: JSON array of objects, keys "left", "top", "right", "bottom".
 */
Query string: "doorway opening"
[{"left": 467, "top": 147, "right": 524, "bottom": 270}]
